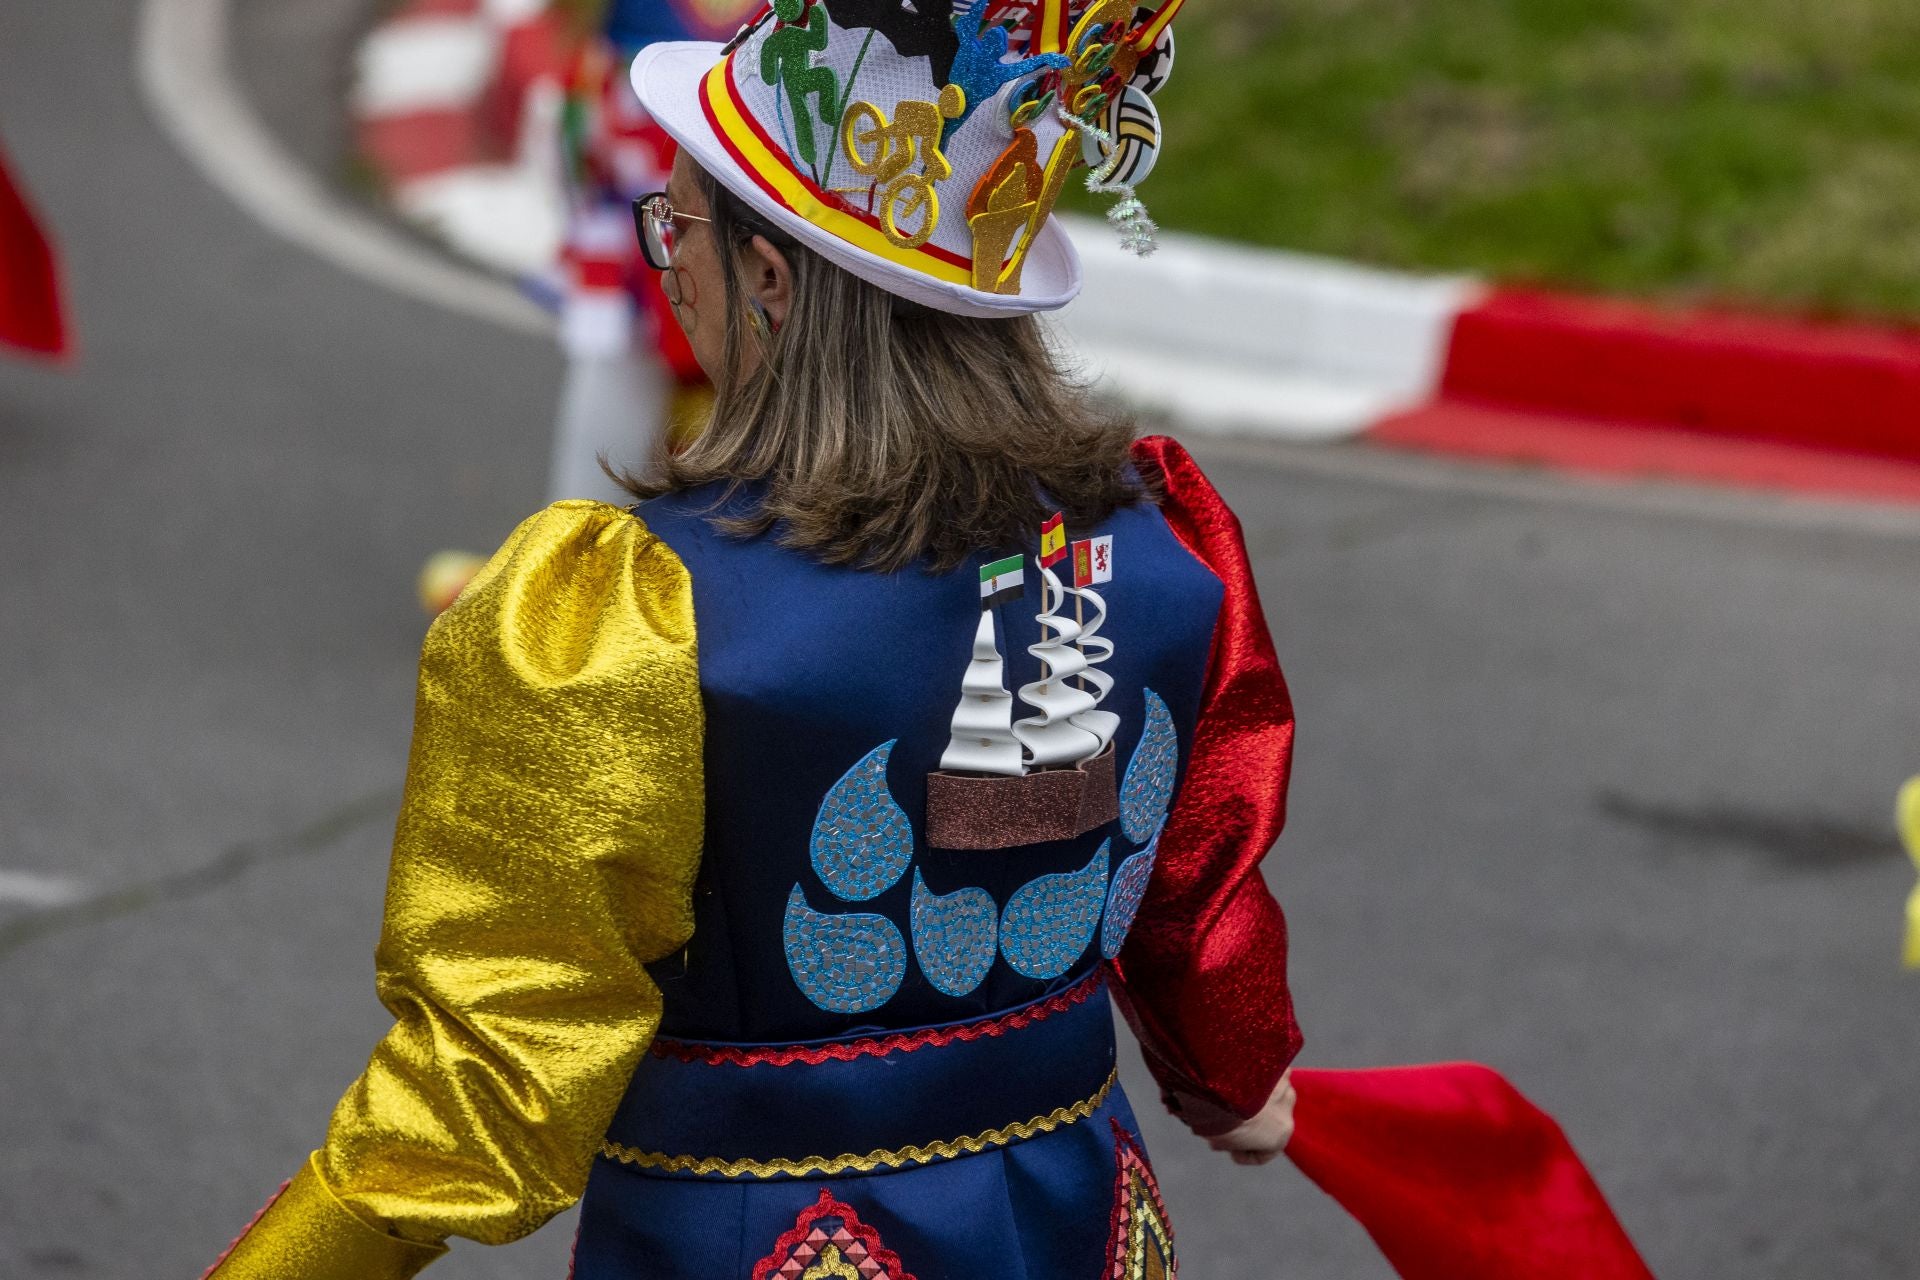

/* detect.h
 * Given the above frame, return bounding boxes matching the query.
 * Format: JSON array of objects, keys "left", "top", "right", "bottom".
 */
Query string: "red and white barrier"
[
  {"left": 353, "top": 0, "right": 573, "bottom": 274},
  {"left": 1069, "top": 233, "right": 1920, "bottom": 502}
]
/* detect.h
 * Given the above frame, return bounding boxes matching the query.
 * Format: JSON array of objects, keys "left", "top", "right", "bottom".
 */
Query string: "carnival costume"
[
  {"left": 207, "top": 433, "right": 1292, "bottom": 1280},
  {"left": 206, "top": 3, "right": 1299, "bottom": 1276}
]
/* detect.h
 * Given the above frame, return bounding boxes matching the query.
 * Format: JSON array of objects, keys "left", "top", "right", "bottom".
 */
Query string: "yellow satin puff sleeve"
[{"left": 206, "top": 501, "right": 704, "bottom": 1280}]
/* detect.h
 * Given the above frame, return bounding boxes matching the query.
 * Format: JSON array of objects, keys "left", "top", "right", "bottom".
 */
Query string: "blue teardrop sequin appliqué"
[
  {"left": 999, "top": 841, "right": 1111, "bottom": 980},
  {"left": 783, "top": 884, "right": 907, "bottom": 1014},
  {"left": 909, "top": 869, "right": 998, "bottom": 998},
  {"left": 1120, "top": 690, "right": 1178, "bottom": 843},
  {"left": 810, "top": 740, "right": 913, "bottom": 902},
  {"left": 1101, "top": 822, "right": 1162, "bottom": 959}
]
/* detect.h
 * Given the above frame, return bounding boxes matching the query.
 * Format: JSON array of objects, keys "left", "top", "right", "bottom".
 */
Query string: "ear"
[{"left": 744, "top": 235, "right": 793, "bottom": 335}]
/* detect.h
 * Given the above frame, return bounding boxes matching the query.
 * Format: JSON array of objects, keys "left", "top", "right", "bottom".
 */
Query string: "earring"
[{"left": 746, "top": 298, "right": 774, "bottom": 339}]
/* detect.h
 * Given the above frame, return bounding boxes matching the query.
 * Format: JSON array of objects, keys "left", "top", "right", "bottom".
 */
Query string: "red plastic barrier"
[
  {"left": 1371, "top": 398, "right": 1920, "bottom": 503},
  {"left": 1444, "top": 289, "right": 1920, "bottom": 464}
]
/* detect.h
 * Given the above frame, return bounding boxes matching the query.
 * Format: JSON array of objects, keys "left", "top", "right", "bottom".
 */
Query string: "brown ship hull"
[{"left": 925, "top": 744, "right": 1117, "bottom": 850}]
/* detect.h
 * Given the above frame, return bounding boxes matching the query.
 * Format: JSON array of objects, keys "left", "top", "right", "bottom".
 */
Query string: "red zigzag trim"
[{"left": 652, "top": 973, "right": 1104, "bottom": 1067}]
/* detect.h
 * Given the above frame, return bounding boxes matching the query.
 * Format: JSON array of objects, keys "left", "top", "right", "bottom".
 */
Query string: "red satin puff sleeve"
[{"left": 1109, "top": 435, "right": 1303, "bottom": 1135}]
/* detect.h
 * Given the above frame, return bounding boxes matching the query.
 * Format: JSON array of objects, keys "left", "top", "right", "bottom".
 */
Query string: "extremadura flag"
[{"left": 979, "top": 554, "right": 1025, "bottom": 609}]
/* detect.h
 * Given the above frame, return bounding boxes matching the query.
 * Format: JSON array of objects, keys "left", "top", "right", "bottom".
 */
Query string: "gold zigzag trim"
[{"left": 600, "top": 1069, "right": 1119, "bottom": 1179}]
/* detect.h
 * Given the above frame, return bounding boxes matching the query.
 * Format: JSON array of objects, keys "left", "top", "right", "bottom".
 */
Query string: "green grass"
[{"left": 1077, "top": 0, "right": 1920, "bottom": 319}]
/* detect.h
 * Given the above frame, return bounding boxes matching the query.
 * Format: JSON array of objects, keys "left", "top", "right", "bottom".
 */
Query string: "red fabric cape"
[
  {"left": 1286, "top": 1064, "right": 1656, "bottom": 1280},
  {"left": 0, "top": 136, "right": 72, "bottom": 360}
]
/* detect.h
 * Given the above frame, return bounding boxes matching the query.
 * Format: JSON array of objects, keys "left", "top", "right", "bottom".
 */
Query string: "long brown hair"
[{"left": 619, "top": 166, "right": 1150, "bottom": 573}]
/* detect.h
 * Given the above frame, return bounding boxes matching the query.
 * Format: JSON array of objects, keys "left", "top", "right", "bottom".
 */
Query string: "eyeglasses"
[{"left": 632, "top": 192, "right": 712, "bottom": 271}]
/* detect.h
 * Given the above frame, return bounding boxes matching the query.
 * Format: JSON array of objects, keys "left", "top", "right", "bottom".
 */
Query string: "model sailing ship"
[{"left": 927, "top": 522, "right": 1119, "bottom": 850}]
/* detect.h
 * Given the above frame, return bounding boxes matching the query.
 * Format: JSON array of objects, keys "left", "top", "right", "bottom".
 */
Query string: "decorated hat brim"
[{"left": 630, "top": 40, "right": 1084, "bottom": 319}]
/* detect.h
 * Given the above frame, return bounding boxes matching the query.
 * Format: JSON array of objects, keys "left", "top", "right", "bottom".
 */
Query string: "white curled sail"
[
  {"left": 1014, "top": 567, "right": 1105, "bottom": 767},
  {"left": 1066, "top": 584, "right": 1118, "bottom": 755},
  {"left": 941, "top": 611, "right": 1025, "bottom": 776}
]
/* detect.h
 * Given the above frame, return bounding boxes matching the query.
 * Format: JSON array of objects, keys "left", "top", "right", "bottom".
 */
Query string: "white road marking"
[
  {"left": 0, "top": 870, "right": 90, "bottom": 909},
  {"left": 136, "top": 0, "right": 551, "bottom": 335},
  {"left": 352, "top": 17, "right": 500, "bottom": 117}
]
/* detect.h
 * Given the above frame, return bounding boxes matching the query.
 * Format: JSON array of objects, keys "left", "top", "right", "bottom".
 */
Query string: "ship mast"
[
  {"left": 1013, "top": 565, "right": 1104, "bottom": 767},
  {"left": 939, "top": 611, "right": 1025, "bottom": 776},
  {"left": 1066, "top": 581, "right": 1117, "bottom": 753}
]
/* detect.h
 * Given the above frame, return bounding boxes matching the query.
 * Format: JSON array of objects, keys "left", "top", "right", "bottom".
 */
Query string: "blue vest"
[{"left": 636, "top": 484, "right": 1224, "bottom": 1042}]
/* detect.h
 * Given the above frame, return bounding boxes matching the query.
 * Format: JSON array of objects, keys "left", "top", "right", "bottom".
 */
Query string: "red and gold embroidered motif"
[
  {"left": 1105, "top": 1122, "right": 1176, "bottom": 1280},
  {"left": 753, "top": 1188, "right": 918, "bottom": 1280}
]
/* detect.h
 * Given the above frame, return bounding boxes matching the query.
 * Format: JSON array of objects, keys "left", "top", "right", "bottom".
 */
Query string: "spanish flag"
[{"left": 1038, "top": 511, "right": 1067, "bottom": 568}]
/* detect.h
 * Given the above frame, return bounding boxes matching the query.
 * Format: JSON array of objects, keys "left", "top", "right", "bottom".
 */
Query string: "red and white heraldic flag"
[{"left": 1071, "top": 535, "right": 1113, "bottom": 589}]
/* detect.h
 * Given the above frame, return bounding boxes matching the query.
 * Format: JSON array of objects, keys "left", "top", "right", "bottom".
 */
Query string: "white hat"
[{"left": 629, "top": 0, "right": 1184, "bottom": 318}]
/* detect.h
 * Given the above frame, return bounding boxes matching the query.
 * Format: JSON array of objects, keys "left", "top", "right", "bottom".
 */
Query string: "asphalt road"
[{"left": 2, "top": 2, "right": 1918, "bottom": 1277}]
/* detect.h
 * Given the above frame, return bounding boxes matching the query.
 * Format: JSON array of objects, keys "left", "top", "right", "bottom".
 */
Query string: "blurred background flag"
[
  {"left": 0, "top": 132, "right": 70, "bottom": 360},
  {"left": 1287, "top": 1064, "right": 1657, "bottom": 1280}
]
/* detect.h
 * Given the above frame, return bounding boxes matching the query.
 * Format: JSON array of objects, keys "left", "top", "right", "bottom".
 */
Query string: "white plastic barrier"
[{"left": 1053, "top": 216, "right": 1481, "bottom": 440}]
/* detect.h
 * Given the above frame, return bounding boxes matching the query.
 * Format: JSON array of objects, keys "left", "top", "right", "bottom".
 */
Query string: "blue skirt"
[{"left": 571, "top": 977, "right": 1178, "bottom": 1279}]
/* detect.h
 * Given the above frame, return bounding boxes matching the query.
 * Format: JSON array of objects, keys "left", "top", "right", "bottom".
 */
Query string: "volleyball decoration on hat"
[
  {"left": 1046, "top": 0, "right": 1177, "bottom": 257},
  {"left": 630, "top": 0, "right": 1194, "bottom": 314},
  {"left": 1079, "top": 85, "right": 1160, "bottom": 186}
]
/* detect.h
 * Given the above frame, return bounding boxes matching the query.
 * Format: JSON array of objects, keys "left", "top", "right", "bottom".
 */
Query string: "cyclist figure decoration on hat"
[{"left": 632, "top": 0, "right": 1182, "bottom": 316}]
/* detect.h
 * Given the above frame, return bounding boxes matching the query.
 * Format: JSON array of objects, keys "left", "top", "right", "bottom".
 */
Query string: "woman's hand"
[{"left": 1207, "top": 1070, "right": 1296, "bottom": 1166}]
